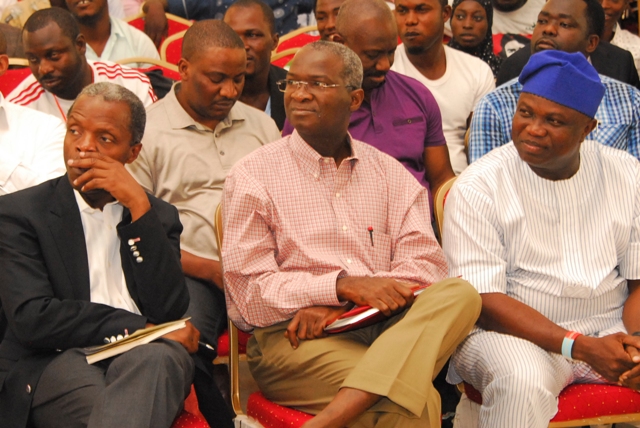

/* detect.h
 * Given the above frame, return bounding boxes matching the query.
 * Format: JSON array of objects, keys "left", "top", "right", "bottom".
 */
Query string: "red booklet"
[{"left": 324, "top": 285, "right": 429, "bottom": 334}]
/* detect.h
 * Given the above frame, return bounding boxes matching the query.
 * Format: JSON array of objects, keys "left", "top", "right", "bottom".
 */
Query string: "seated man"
[
  {"left": 8, "top": 8, "right": 156, "bottom": 122},
  {"left": 224, "top": 0, "right": 287, "bottom": 130},
  {"left": 284, "top": 0, "right": 454, "bottom": 214},
  {"left": 65, "top": 0, "right": 160, "bottom": 67},
  {"left": 469, "top": 0, "right": 640, "bottom": 163},
  {"left": 0, "top": 82, "right": 198, "bottom": 428},
  {"left": 128, "top": 19, "right": 278, "bottom": 426},
  {"left": 444, "top": 50, "right": 640, "bottom": 427},
  {"left": 223, "top": 40, "right": 481, "bottom": 428},
  {"left": 495, "top": 0, "right": 639, "bottom": 87},
  {"left": 392, "top": 0, "right": 495, "bottom": 174},
  {"left": 0, "top": 30, "right": 65, "bottom": 196}
]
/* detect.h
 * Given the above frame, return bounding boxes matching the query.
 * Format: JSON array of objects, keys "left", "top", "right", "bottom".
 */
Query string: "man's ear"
[
  {"left": 76, "top": 33, "right": 86, "bottom": 55},
  {"left": 586, "top": 34, "right": 599, "bottom": 54},
  {"left": 271, "top": 32, "right": 279, "bottom": 51},
  {"left": 332, "top": 33, "right": 345, "bottom": 44},
  {"left": 178, "top": 58, "right": 189, "bottom": 81},
  {"left": 126, "top": 143, "right": 143, "bottom": 164},
  {"left": 581, "top": 118, "right": 598, "bottom": 141},
  {"left": 442, "top": 4, "right": 452, "bottom": 21},
  {"left": 0, "top": 54, "right": 9, "bottom": 77},
  {"left": 349, "top": 88, "right": 364, "bottom": 112}
]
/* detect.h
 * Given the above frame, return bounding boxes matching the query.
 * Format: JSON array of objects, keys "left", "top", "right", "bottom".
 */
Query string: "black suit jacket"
[
  {"left": 268, "top": 65, "right": 288, "bottom": 131},
  {"left": 496, "top": 43, "right": 640, "bottom": 89},
  {"left": 0, "top": 176, "right": 189, "bottom": 428}
]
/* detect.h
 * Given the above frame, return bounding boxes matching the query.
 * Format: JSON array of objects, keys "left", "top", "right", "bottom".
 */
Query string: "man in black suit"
[
  {"left": 0, "top": 82, "right": 199, "bottom": 428},
  {"left": 496, "top": 0, "right": 640, "bottom": 88}
]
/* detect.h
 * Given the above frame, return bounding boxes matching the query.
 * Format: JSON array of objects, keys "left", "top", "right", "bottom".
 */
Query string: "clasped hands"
[
  {"left": 573, "top": 333, "right": 640, "bottom": 390},
  {"left": 284, "top": 277, "right": 417, "bottom": 349}
]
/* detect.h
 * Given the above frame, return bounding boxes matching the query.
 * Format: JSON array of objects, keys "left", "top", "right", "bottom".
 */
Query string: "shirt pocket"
[
  {"left": 392, "top": 116, "right": 425, "bottom": 127},
  {"left": 367, "top": 231, "right": 393, "bottom": 272}
]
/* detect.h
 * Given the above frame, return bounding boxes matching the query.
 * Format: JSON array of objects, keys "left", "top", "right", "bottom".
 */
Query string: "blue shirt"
[{"left": 468, "top": 76, "right": 640, "bottom": 163}]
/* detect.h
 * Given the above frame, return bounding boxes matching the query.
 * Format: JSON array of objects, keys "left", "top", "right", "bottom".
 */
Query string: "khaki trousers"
[{"left": 247, "top": 278, "right": 481, "bottom": 427}]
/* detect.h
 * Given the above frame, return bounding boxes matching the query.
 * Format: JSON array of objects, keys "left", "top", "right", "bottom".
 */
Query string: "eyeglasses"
[{"left": 276, "top": 79, "right": 351, "bottom": 93}]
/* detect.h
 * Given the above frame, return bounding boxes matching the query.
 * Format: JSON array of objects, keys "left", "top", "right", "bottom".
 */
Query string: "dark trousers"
[
  {"left": 30, "top": 340, "right": 193, "bottom": 428},
  {"left": 184, "top": 276, "right": 234, "bottom": 427}
]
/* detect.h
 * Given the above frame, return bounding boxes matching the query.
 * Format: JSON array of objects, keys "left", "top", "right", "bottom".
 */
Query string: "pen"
[
  {"left": 368, "top": 226, "right": 374, "bottom": 247},
  {"left": 198, "top": 341, "right": 217, "bottom": 359}
]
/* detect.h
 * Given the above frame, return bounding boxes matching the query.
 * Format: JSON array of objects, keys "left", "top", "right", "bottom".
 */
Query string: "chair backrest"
[
  {"left": 434, "top": 176, "right": 457, "bottom": 243},
  {"left": 0, "top": 65, "right": 31, "bottom": 97},
  {"left": 271, "top": 47, "right": 301, "bottom": 68},
  {"left": 160, "top": 30, "right": 187, "bottom": 65},
  {"left": 276, "top": 25, "right": 318, "bottom": 50}
]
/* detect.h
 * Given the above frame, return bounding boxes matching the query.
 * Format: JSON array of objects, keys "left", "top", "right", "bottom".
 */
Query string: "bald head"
[
  {"left": 181, "top": 19, "right": 244, "bottom": 61},
  {"left": 335, "top": 0, "right": 396, "bottom": 41}
]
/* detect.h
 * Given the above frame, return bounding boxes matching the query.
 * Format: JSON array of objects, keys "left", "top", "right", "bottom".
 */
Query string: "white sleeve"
[{"left": 0, "top": 117, "right": 65, "bottom": 194}]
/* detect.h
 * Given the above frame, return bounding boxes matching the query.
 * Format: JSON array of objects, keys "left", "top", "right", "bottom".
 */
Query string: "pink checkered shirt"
[{"left": 222, "top": 131, "right": 448, "bottom": 331}]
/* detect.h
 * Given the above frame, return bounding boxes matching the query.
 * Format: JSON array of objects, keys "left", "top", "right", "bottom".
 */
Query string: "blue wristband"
[{"left": 561, "top": 331, "right": 582, "bottom": 359}]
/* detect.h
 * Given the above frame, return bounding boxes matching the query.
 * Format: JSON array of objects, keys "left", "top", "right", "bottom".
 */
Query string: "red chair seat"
[
  {"left": 216, "top": 328, "right": 250, "bottom": 357},
  {"left": 247, "top": 392, "right": 314, "bottom": 428},
  {"left": 171, "top": 386, "right": 209, "bottom": 428},
  {"left": 463, "top": 382, "right": 640, "bottom": 423},
  {"left": 171, "top": 410, "right": 209, "bottom": 428}
]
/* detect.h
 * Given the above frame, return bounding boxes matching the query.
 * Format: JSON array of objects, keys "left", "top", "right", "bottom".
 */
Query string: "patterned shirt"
[
  {"left": 468, "top": 75, "right": 640, "bottom": 163},
  {"left": 222, "top": 131, "right": 448, "bottom": 331},
  {"left": 444, "top": 140, "right": 640, "bottom": 336}
]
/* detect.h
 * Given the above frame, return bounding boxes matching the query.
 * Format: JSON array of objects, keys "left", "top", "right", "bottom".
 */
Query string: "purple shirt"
[{"left": 283, "top": 70, "right": 446, "bottom": 198}]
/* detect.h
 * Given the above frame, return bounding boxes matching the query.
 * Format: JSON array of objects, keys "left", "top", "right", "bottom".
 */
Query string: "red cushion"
[
  {"left": 170, "top": 410, "right": 209, "bottom": 428},
  {"left": 277, "top": 33, "right": 319, "bottom": 51},
  {"left": 247, "top": 392, "right": 314, "bottom": 428},
  {"left": 463, "top": 382, "right": 640, "bottom": 422},
  {"left": 0, "top": 67, "right": 32, "bottom": 97},
  {"left": 216, "top": 329, "right": 251, "bottom": 357}
]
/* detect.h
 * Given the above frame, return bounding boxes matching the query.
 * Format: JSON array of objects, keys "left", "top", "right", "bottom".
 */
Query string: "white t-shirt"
[
  {"left": 391, "top": 45, "right": 495, "bottom": 174},
  {"left": 0, "top": 94, "right": 66, "bottom": 195},
  {"left": 7, "top": 60, "right": 157, "bottom": 121},
  {"left": 85, "top": 17, "right": 160, "bottom": 68},
  {"left": 492, "top": 0, "right": 543, "bottom": 35}
]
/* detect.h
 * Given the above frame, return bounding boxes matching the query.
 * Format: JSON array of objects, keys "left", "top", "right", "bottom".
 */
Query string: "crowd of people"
[{"left": 1, "top": 0, "right": 640, "bottom": 428}]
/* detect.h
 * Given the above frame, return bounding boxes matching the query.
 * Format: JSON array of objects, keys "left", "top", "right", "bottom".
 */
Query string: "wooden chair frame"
[
  {"left": 276, "top": 25, "right": 317, "bottom": 47},
  {"left": 115, "top": 57, "right": 179, "bottom": 72},
  {"left": 271, "top": 47, "right": 300, "bottom": 63},
  {"left": 433, "top": 176, "right": 457, "bottom": 242},
  {"left": 160, "top": 30, "right": 188, "bottom": 63}
]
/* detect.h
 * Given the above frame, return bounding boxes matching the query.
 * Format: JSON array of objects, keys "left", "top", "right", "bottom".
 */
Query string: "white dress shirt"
[
  {"left": 74, "top": 189, "right": 141, "bottom": 314},
  {"left": 0, "top": 93, "right": 65, "bottom": 195}
]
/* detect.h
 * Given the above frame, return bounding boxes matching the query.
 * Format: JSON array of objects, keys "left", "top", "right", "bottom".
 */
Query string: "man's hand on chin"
[
  {"left": 285, "top": 305, "right": 353, "bottom": 349},
  {"left": 68, "top": 151, "right": 150, "bottom": 221}
]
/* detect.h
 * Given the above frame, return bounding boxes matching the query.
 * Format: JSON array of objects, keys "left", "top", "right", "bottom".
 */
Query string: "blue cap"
[{"left": 518, "top": 50, "right": 605, "bottom": 118}]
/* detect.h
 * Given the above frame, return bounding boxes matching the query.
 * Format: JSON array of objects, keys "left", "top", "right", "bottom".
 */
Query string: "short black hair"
[
  {"left": 23, "top": 7, "right": 79, "bottom": 42},
  {"left": 582, "top": 0, "right": 605, "bottom": 38},
  {"left": 226, "top": 0, "right": 277, "bottom": 35},
  {"left": 181, "top": 20, "right": 244, "bottom": 61}
]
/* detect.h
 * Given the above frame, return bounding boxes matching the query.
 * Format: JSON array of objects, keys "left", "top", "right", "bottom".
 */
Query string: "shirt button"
[
  {"left": 26, "top": 384, "right": 32, "bottom": 394},
  {"left": 407, "top": 119, "right": 412, "bottom": 123},
  {"left": 336, "top": 193, "right": 341, "bottom": 198},
  {"left": 136, "top": 256, "right": 143, "bottom": 263},
  {"left": 342, "top": 225, "right": 347, "bottom": 231},
  {"left": 314, "top": 174, "right": 319, "bottom": 179},
  {"left": 346, "top": 259, "right": 352, "bottom": 264},
  {"left": 130, "top": 245, "right": 137, "bottom": 252},
  {"left": 220, "top": 151, "right": 225, "bottom": 156},
  {"left": 127, "top": 239, "right": 135, "bottom": 246},
  {"left": 215, "top": 133, "right": 220, "bottom": 138},
  {"left": 133, "top": 251, "right": 140, "bottom": 257}
]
